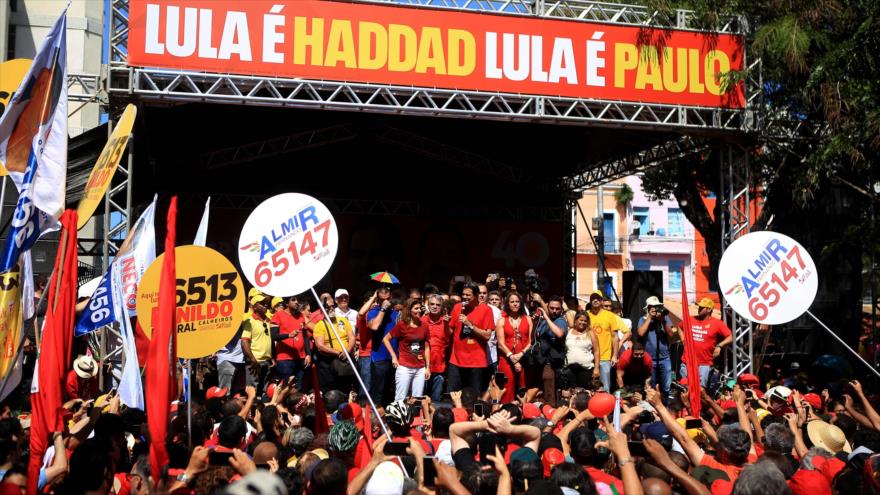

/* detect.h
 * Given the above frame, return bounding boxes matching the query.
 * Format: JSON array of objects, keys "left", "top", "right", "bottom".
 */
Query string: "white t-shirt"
[
  {"left": 335, "top": 307, "right": 358, "bottom": 331},
  {"left": 488, "top": 305, "right": 502, "bottom": 364}
]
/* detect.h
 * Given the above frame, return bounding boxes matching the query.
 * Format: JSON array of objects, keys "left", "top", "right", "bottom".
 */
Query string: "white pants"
[{"left": 394, "top": 365, "right": 426, "bottom": 401}]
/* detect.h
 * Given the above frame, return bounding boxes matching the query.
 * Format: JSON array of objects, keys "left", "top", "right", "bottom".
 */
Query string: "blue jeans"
[
  {"left": 679, "top": 363, "right": 720, "bottom": 392},
  {"left": 652, "top": 357, "right": 673, "bottom": 400},
  {"left": 427, "top": 374, "right": 445, "bottom": 402},
  {"left": 598, "top": 360, "right": 612, "bottom": 392},
  {"left": 358, "top": 356, "right": 373, "bottom": 397},
  {"left": 274, "top": 360, "right": 306, "bottom": 387},
  {"left": 370, "top": 360, "right": 392, "bottom": 405}
]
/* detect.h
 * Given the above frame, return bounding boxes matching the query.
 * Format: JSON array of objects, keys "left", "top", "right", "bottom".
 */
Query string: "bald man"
[
  {"left": 642, "top": 478, "right": 672, "bottom": 495},
  {"left": 253, "top": 441, "right": 279, "bottom": 466}
]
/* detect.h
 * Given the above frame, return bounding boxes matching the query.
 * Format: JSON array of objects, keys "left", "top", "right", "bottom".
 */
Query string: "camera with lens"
[
  {"left": 670, "top": 381, "right": 688, "bottom": 393},
  {"left": 460, "top": 324, "right": 473, "bottom": 338},
  {"left": 651, "top": 305, "right": 670, "bottom": 317},
  {"left": 524, "top": 269, "right": 543, "bottom": 294}
]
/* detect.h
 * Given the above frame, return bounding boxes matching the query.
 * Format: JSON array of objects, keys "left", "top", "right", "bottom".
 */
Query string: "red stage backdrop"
[{"left": 127, "top": 0, "right": 744, "bottom": 108}]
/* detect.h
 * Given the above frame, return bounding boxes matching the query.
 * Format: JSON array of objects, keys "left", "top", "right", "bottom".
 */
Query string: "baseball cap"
[
  {"left": 334, "top": 289, "right": 349, "bottom": 299},
  {"left": 271, "top": 296, "right": 283, "bottom": 308},
  {"left": 696, "top": 298, "right": 715, "bottom": 309},
  {"left": 541, "top": 448, "right": 565, "bottom": 478},
  {"left": 249, "top": 294, "right": 267, "bottom": 306},
  {"left": 523, "top": 403, "right": 541, "bottom": 420},
  {"left": 206, "top": 386, "right": 228, "bottom": 400},
  {"left": 266, "top": 383, "right": 277, "bottom": 400},
  {"left": 802, "top": 392, "right": 822, "bottom": 411},
  {"left": 542, "top": 405, "right": 556, "bottom": 420},
  {"left": 737, "top": 373, "right": 760, "bottom": 388},
  {"left": 589, "top": 290, "right": 604, "bottom": 300}
]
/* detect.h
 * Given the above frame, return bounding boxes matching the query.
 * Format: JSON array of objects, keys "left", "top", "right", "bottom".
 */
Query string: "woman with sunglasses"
[{"left": 384, "top": 298, "right": 431, "bottom": 400}]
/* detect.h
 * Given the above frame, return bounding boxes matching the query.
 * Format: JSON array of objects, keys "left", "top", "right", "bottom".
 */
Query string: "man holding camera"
[
  {"left": 681, "top": 298, "right": 732, "bottom": 391},
  {"left": 637, "top": 296, "right": 676, "bottom": 402}
]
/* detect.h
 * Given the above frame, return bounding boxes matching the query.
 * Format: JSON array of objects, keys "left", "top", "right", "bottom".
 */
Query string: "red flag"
[
  {"left": 27, "top": 210, "right": 78, "bottom": 495},
  {"left": 146, "top": 197, "right": 178, "bottom": 483},
  {"left": 310, "top": 364, "right": 329, "bottom": 434},
  {"left": 679, "top": 266, "right": 702, "bottom": 417}
]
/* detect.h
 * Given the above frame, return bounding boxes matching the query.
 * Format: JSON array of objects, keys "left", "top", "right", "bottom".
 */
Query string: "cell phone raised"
[
  {"left": 684, "top": 418, "right": 702, "bottom": 429},
  {"left": 208, "top": 450, "right": 234, "bottom": 466},
  {"left": 473, "top": 403, "right": 486, "bottom": 418},
  {"left": 422, "top": 456, "right": 438, "bottom": 487},
  {"left": 383, "top": 441, "right": 410, "bottom": 456},
  {"left": 494, "top": 372, "right": 508, "bottom": 390}
]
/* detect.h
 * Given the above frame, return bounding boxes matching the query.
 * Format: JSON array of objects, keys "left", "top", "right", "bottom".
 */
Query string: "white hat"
[
  {"left": 766, "top": 385, "right": 792, "bottom": 402},
  {"left": 73, "top": 355, "right": 98, "bottom": 379},
  {"left": 643, "top": 296, "right": 662, "bottom": 308},
  {"left": 334, "top": 288, "right": 349, "bottom": 299},
  {"left": 364, "top": 461, "right": 404, "bottom": 495}
]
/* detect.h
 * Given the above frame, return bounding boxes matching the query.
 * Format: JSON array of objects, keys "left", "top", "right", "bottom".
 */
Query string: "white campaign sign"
[
  {"left": 238, "top": 193, "right": 338, "bottom": 296},
  {"left": 718, "top": 231, "right": 818, "bottom": 325}
]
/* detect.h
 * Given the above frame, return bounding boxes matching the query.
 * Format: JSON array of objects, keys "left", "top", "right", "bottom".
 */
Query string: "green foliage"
[{"left": 614, "top": 183, "right": 635, "bottom": 207}]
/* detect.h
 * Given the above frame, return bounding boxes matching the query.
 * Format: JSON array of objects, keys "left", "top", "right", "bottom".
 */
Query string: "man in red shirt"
[
  {"left": 680, "top": 298, "right": 732, "bottom": 390},
  {"left": 447, "top": 284, "right": 494, "bottom": 392},
  {"left": 423, "top": 294, "right": 451, "bottom": 401},
  {"left": 616, "top": 342, "right": 653, "bottom": 389},
  {"left": 270, "top": 295, "right": 311, "bottom": 386}
]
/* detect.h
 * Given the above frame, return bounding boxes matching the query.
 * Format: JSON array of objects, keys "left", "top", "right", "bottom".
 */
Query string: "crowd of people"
[{"left": 2, "top": 274, "right": 879, "bottom": 495}]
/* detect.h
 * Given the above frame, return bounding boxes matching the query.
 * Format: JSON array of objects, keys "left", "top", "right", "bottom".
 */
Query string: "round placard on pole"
[
  {"left": 718, "top": 231, "right": 818, "bottom": 325},
  {"left": 237, "top": 193, "right": 339, "bottom": 296},
  {"left": 136, "top": 246, "right": 245, "bottom": 359}
]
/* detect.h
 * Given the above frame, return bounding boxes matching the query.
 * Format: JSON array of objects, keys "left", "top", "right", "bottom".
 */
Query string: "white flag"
[
  {"left": 112, "top": 263, "right": 143, "bottom": 410},
  {"left": 20, "top": 251, "right": 34, "bottom": 320},
  {"left": 193, "top": 197, "right": 210, "bottom": 247}
]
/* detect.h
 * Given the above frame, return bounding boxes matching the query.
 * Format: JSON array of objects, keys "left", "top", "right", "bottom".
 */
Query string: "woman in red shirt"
[
  {"left": 384, "top": 298, "right": 431, "bottom": 401},
  {"left": 496, "top": 291, "right": 533, "bottom": 403},
  {"left": 422, "top": 294, "right": 451, "bottom": 401}
]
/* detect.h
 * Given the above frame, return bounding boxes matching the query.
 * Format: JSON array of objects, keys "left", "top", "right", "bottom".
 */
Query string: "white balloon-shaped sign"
[
  {"left": 238, "top": 193, "right": 339, "bottom": 296},
  {"left": 718, "top": 231, "right": 818, "bottom": 325}
]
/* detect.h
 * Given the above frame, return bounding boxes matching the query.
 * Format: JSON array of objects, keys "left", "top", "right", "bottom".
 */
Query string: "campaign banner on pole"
[
  {"left": 127, "top": 0, "right": 745, "bottom": 109},
  {"left": 0, "top": 60, "right": 32, "bottom": 164},
  {"left": 718, "top": 232, "right": 818, "bottom": 325},
  {"left": 136, "top": 246, "right": 245, "bottom": 359},
  {"left": 0, "top": 269, "right": 22, "bottom": 379},
  {"left": 76, "top": 104, "right": 137, "bottom": 230},
  {"left": 238, "top": 193, "right": 338, "bottom": 297}
]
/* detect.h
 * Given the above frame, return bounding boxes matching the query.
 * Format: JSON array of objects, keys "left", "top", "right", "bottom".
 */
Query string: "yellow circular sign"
[
  {"left": 136, "top": 246, "right": 245, "bottom": 359},
  {"left": 0, "top": 59, "right": 32, "bottom": 175},
  {"left": 76, "top": 104, "right": 138, "bottom": 229}
]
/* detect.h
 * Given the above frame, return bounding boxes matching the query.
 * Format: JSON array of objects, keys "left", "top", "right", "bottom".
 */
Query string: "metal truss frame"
[
  {"left": 562, "top": 135, "right": 710, "bottom": 191},
  {"left": 719, "top": 145, "right": 753, "bottom": 376},
  {"left": 68, "top": 73, "right": 102, "bottom": 103}
]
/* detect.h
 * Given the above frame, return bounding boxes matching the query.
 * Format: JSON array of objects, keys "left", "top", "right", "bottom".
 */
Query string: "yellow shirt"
[
  {"left": 589, "top": 309, "right": 620, "bottom": 361},
  {"left": 242, "top": 316, "right": 273, "bottom": 362},
  {"left": 313, "top": 318, "right": 353, "bottom": 352}
]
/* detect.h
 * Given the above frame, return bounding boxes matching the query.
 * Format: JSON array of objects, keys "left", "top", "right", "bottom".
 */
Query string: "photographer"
[
  {"left": 636, "top": 296, "right": 676, "bottom": 403},
  {"left": 528, "top": 294, "right": 567, "bottom": 406}
]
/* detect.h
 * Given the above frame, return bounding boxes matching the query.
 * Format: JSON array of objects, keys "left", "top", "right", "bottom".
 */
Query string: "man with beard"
[{"left": 270, "top": 295, "right": 312, "bottom": 386}]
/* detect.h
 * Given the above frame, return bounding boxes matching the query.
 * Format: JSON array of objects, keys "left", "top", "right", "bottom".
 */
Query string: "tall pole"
[{"left": 597, "top": 186, "right": 606, "bottom": 295}]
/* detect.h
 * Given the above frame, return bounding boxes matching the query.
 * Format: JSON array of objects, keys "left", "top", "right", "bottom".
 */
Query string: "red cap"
[
  {"left": 523, "top": 403, "right": 541, "bottom": 420},
  {"left": 788, "top": 469, "right": 832, "bottom": 495},
  {"left": 803, "top": 393, "right": 822, "bottom": 411},
  {"left": 718, "top": 400, "right": 737, "bottom": 410},
  {"left": 452, "top": 408, "right": 469, "bottom": 423},
  {"left": 266, "top": 383, "right": 277, "bottom": 400},
  {"left": 341, "top": 403, "right": 364, "bottom": 431},
  {"left": 737, "top": 373, "right": 761, "bottom": 387},
  {"left": 206, "top": 386, "right": 228, "bottom": 400},
  {"left": 541, "top": 448, "right": 565, "bottom": 478},
  {"left": 542, "top": 405, "right": 556, "bottom": 420}
]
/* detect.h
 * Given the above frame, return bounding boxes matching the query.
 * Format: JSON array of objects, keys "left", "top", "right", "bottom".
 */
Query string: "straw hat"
[
  {"left": 806, "top": 420, "right": 852, "bottom": 454},
  {"left": 73, "top": 355, "right": 98, "bottom": 379}
]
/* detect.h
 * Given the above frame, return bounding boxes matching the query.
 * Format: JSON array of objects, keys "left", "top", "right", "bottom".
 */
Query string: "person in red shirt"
[
  {"left": 448, "top": 283, "right": 494, "bottom": 392},
  {"left": 356, "top": 291, "right": 378, "bottom": 397},
  {"left": 65, "top": 355, "right": 99, "bottom": 401},
  {"left": 422, "top": 294, "right": 451, "bottom": 401},
  {"left": 270, "top": 295, "right": 312, "bottom": 386},
  {"left": 383, "top": 298, "right": 431, "bottom": 400},
  {"left": 680, "top": 298, "right": 732, "bottom": 390},
  {"left": 496, "top": 291, "right": 532, "bottom": 403},
  {"left": 616, "top": 342, "right": 653, "bottom": 388}
]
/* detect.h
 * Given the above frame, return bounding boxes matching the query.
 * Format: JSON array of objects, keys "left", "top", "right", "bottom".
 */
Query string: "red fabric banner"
[
  {"left": 310, "top": 364, "right": 329, "bottom": 434},
  {"left": 680, "top": 266, "right": 702, "bottom": 418},
  {"left": 147, "top": 196, "right": 178, "bottom": 483},
  {"left": 27, "top": 211, "right": 78, "bottom": 495}
]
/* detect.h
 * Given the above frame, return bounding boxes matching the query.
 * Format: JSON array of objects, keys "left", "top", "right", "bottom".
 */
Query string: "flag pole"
[
  {"left": 186, "top": 359, "right": 192, "bottom": 451},
  {"left": 805, "top": 310, "right": 880, "bottom": 379}
]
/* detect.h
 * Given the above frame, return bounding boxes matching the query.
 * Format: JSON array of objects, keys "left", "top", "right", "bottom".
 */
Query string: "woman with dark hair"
[
  {"left": 384, "top": 298, "right": 431, "bottom": 400},
  {"left": 496, "top": 291, "right": 533, "bottom": 403},
  {"left": 549, "top": 462, "right": 597, "bottom": 495},
  {"left": 564, "top": 312, "right": 600, "bottom": 389}
]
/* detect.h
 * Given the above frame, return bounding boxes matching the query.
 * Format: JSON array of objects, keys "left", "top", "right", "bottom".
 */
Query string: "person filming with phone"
[{"left": 637, "top": 296, "right": 676, "bottom": 403}]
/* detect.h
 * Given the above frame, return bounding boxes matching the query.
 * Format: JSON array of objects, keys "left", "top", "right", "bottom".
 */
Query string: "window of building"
[
  {"left": 633, "top": 259, "right": 651, "bottom": 271},
  {"left": 6, "top": 24, "right": 16, "bottom": 61},
  {"left": 667, "top": 208, "right": 685, "bottom": 236},
  {"left": 667, "top": 260, "right": 683, "bottom": 290},
  {"left": 633, "top": 207, "right": 649, "bottom": 236},
  {"left": 603, "top": 212, "right": 616, "bottom": 253}
]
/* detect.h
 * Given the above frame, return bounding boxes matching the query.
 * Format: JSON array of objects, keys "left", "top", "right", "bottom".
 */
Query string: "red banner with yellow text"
[{"left": 127, "top": 0, "right": 744, "bottom": 108}]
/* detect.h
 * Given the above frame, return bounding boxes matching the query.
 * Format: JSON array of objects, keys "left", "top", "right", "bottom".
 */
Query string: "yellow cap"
[
  {"left": 590, "top": 290, "right": 604, "bottom": 300},
  {"left": 697, "top": 297, "right": 715, "bottom": 310},
  {"left": 249, "top": 294, "right": 267, "bottom": 306},
  {"left": 676, "top": 417, "right": 708, "bottom": 443},
  {"left": 271, "top": 296, "right": 283, "bottom": 308}
]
